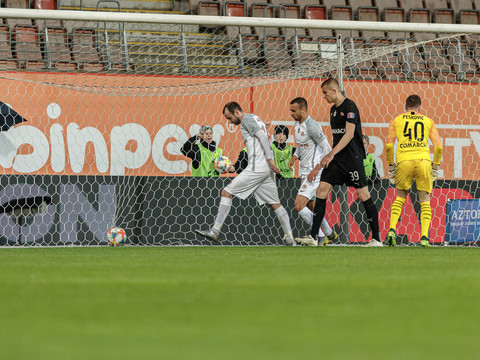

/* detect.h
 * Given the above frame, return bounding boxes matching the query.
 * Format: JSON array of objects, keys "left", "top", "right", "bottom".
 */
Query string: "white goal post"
[{"left": 0, "top": 9, "right": 479, "bottom": 246}]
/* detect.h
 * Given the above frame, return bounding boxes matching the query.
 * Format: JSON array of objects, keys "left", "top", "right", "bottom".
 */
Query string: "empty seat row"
[{"left": 0, "top": 24, "right": 131, "bottom": 71}]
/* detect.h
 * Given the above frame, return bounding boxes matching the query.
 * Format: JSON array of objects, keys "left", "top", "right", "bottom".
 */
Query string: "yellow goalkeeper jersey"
[{"left": 386, "top": 111, "right": 442, "bottom": 165}]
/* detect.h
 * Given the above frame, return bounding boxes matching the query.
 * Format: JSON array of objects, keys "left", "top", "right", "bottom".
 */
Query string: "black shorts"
[{"left": 320, "top": 158, "right": 368, "bottom": 189}]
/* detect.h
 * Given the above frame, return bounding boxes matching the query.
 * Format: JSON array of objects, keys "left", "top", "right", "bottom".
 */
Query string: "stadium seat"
[
  {"left": 422, "top": 40, "right": 455, "bottom": 81},
  {"left": 45, "top": 26, "right": 77, "bottom": 70},
  {"left": 383, "top": 8, "right": 407, "bottom": 40},
  {"left": 198, "top": 1, "right": 221, "bottom": 16},
  {"left": 304, "top": 5, "right": 333, "bottom": 39},
  {"left": 397, "top": 39, "right": 431, "bottom": 81},
  {"left": 13, "top": 25, "right": 45, "bottom": 69},
  {"left": 331, "top": 6, "right": 360, "bottom": 39},
  {"left": 357, "top": 7, "right": 385, "bottom": 39},
  {"left": 238, "top": 34, "right": 263, "bottom": 69},
  {"left": 0, "top": 25, "right": 18, "bottom": 70},
  {"left": 374, "top": 0, "right": 401, "bottom": 18},
  {"left": 445, "top": 39, "right": 476, "bottom": 81},
  {"left": 251, "top": 4, "right": 281, "bottom": 39},
  {"left": 35, "top": 0, "right": 57, "bottom": 9},
  {"left": 197, "top": 0, "right": 221, "bottom": 32},
  {"left": 370, "top": 38, "right": 404, "bottom": 80},
  {"left": 422, "top": 0, "right": 454, "bottom": 24},
  {"left": 71, "top": 28, "right": 106, "bottom": 71},
  {"left": 282, "top": 4, "right": 306, "bottom": 40},
  {"left": 269, "top": 0, "right": 295, "bottom": 5},
  {"left": 459, "top": 9, "right": 480, "bottom": 26},
  {"left": 224, "top": 2, "right": 251, "bottom": 39},
  {"left": 264, "top": 35, "right": 291, "bottom": 70},
  {"left": 292, "top": 37, "right": 319, "bottom": 68},
  {"left": 4, "top": 0, "right": 34, "bottom": 27}
]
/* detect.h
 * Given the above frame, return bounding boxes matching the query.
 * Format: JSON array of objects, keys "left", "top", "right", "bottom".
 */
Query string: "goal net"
[{"left": 0, "top": 9, "right": 479, "bottom": 246}]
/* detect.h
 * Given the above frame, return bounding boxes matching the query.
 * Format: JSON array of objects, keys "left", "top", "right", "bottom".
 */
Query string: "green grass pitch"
[{"left": 0, "top": 247, "right": 479, "bottom": 360}]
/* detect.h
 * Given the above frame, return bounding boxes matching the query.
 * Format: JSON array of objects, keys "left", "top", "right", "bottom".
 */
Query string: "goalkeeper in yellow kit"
[{"left": 385, "top": 95, "right": 443, "bottom": 247}]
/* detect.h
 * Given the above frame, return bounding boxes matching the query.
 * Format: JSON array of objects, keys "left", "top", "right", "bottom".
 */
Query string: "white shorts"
[
  {"left": 297, "top": 174, "right": 321, "bottom": 200},
  {"left": 224, "top": 169, "right": 280, "bottom": 205}
]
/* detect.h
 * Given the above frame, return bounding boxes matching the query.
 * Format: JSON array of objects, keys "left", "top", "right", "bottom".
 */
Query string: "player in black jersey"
[{"left": 295, "top": 78, "right": 382, "bottom": 247}]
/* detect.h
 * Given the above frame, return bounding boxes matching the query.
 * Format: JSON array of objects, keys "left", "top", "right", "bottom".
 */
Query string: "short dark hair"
[
  {"left": 405, "top": 95, "right": 421, "bottom": 109},
  {"left": 290, "top": 97, "right": 308, "bottom": 110},
  {"left": 223, "top": 101, "right": 243, "bottom": 115},
  {"left": 321, "top": 78, "right": 340, "bottom": 89}
]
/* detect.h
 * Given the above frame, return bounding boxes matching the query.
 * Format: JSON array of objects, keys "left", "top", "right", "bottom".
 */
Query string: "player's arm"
[
  {"left": 242, "top": 116, "right": 279, "bottom": 173},
  {"left": 385, "top": 118, "right": 397, "bottom": 185},
  {"left": 320, "top": 122, "right": 355, "bottom": 168},
  {"left": 255, "top": 129, "right": 280, "bottom": 174},
  {"left": 429, "top": 121, "right": 443, "bottom": 181},
  {"left": 385, "top": 118, "right": 396, "bottom": 165},
  {"left": 429, "top": 122, "right": 443, "bottom": 165}
]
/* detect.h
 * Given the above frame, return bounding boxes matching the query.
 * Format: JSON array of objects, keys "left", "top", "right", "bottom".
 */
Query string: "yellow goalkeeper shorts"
[{"left": 397, "top": 159, "right": 433, "bottom": 193}]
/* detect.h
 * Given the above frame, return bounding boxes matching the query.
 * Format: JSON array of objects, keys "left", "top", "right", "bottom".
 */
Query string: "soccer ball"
[
  {"left": 107, "top": 227, "right": 127, "bottom": 246},
  {"left": 214, "top": 156, "right": 231, "bottom": 174}
]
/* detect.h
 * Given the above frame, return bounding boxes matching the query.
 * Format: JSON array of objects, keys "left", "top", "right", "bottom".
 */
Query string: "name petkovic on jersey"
[
  {"left": 402, "top": 114, "right": 424, "bottom": 120},
  {"left": 400, "top": 142, "right": 427, "bottom": 148},
  {"left": 332, "top": 128, "right": 346, "bottom": 134}
]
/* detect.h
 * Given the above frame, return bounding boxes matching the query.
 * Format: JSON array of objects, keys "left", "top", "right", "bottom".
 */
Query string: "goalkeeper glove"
[
  {"left": 432, "top": 164, "right": 439, "bottom": 181},
  {"left": 388, "top": 164, "right": 396, "bottom": 186}
]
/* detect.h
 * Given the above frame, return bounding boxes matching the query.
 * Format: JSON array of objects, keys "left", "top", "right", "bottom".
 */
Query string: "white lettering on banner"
[
  {"left": 67, "top": 123, "right": 109, "bottom": 174},
  {"left": 11, "top": 126, "right": 50, "bottom": 173},
  {"left": 0, "top": 121, "right": 477, "bottom": 177},
  {"left": 445, "top": 138, "right": 471, "bottom": 179},
  {"left": 50, "top": 123, "right": 65, "bottom": 173},
  {"left": 152, "top": 124, "right": 188, "bottom": 174},
  {"left": 111, "top": 123, "right": 152, "bottom": 176}
]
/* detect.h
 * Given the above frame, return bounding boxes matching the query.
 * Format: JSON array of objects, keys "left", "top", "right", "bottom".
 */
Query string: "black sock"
[
  {"left": 362, "top": 198, "right": 380, "bottom": 241},
  {"left": 310, "top": 197, "right": 326, "bottom": 239}
]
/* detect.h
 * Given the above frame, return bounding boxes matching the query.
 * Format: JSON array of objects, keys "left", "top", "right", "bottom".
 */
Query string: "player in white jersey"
[
  {"left": 195, "top": 101, "right": 295, "bottom": 245},
  {"left": 287, "top": 97, "right": 338, "bottom": 246}
]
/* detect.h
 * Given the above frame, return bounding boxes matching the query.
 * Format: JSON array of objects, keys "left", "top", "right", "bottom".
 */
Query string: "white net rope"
[{"left": 0, "top": 13, "right": 479, "bottom": 246}]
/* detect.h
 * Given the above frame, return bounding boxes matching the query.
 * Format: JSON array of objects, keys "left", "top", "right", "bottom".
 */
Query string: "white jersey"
[
  {"left": 241, "top": 113, "right": 270, "bottom": 172},
  {"left": 294, "top": 116, "right": 329, "bottom": 177}
]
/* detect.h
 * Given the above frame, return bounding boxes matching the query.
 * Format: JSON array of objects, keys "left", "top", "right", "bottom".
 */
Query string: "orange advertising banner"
[{"left": 0, "top": 73, "right": 479, "bottom": 180}]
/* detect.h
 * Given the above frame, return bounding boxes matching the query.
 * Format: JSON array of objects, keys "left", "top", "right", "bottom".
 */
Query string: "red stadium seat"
[
  {"left": 358, "top": 7, "right": 385, "bottom": 39},
  {"left": 71, "top": 28, "right": 106, "bottom": 71},
  {"left": 265, "top": 35, "right": 291, "bottom": 71},
  {"left": 45, "top": 26, "right": 77, "bottom": 70},
  {"left": 225, "top": 2, "right": 251, "bottom": 39},
  {"left": 35, "top": 0, "right": 57, "bottom": 9},
  {"left": 0, "top": 25, "right": 18, "bottom": 70},
  {"left": 304, "top": 5, "right": 333, "bottom": 39},
  {"left": 13, "top": 25, "right": 45, "bottom": 69}
]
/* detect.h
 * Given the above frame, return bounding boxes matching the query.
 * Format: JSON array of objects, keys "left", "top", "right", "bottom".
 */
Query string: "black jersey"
[{"left": 329, "top": 98, "right": 366, "bottom": 162}]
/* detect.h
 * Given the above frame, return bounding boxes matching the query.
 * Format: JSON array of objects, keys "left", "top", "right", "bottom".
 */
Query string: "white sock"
[
  {"left": 298, "top": 207, "right": 325, "bottom": 237},
  {"left": 212, "top": 197, "right": 232, "bottom": 234},
  {"left": 320, "top": 218, "right": 333, "bottom": 237},
  {"left": 274, "top": 206, "right": 293, "bottom": 240}
]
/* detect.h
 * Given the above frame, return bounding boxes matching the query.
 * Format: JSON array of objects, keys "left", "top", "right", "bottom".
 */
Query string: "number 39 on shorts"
[{"left": 349, "top": 171, "right": 359, "bottom": 181}]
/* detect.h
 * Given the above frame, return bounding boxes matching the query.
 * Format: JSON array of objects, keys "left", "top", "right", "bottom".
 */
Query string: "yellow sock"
[
  {"left": 390, "top": 197, "right": 406, "bottom": 231},
  {"left": 420, "top": 201, "right": 432, "bottom": 239}
]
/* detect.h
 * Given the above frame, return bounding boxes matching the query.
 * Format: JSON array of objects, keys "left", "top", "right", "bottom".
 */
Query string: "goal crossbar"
[{"left": 1, "top": 8, "right": 480, "bottom": 34}]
